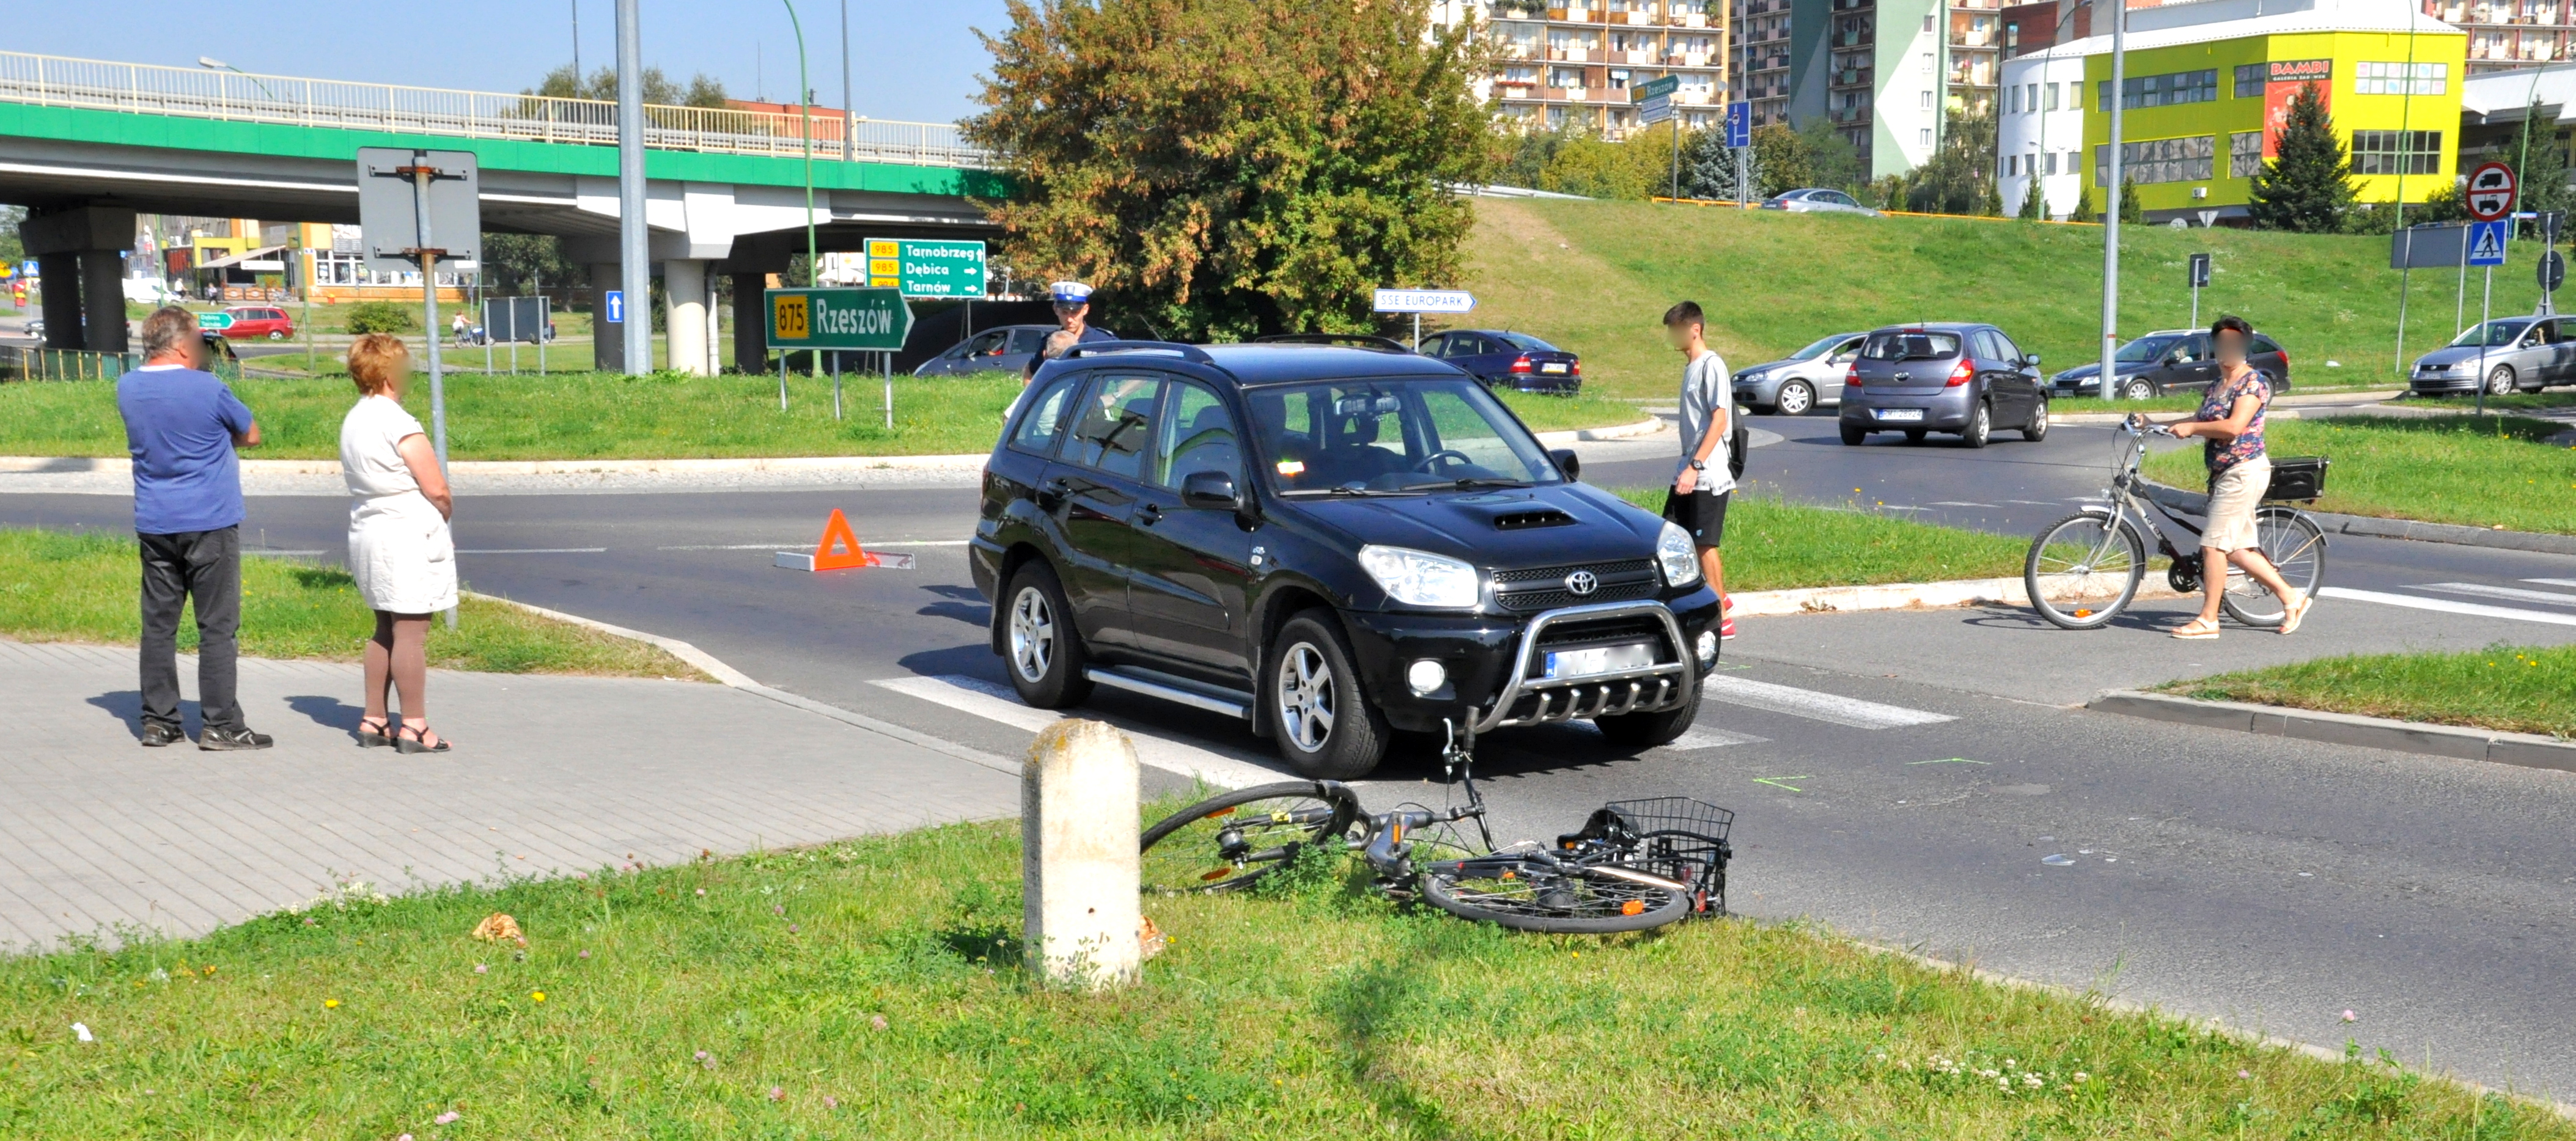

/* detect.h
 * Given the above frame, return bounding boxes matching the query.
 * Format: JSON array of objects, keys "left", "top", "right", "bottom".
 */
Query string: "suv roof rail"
[
  {"left": 1059, "top": 339, "right": 1217, "bottom": 364},
  {"left": 1249, "top": 332, "right": 1412, "bottom": 351}
]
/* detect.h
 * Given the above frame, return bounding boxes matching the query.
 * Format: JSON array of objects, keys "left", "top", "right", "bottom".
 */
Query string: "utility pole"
[
  {"left": 841, "top": 0, "right": 853, "bottom": 163},
  {"left": 616, "top": 0, "right": 649, "bottom": 376},
  {"left": 571, "top": 0, "right": 581, "bottom": 80},
  {"left": 2097, "top": 0, "right": 2126, "bottom": 400}
]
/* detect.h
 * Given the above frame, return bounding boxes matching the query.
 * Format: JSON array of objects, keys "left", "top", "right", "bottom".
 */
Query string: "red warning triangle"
[{"left": 811, "top": 508, "right": 875, "bottom": 571}]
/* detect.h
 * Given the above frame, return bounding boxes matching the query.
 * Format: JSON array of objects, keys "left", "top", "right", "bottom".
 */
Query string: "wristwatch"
[{"left": 1688, "top": 459, "right": 1707, "bottom": 472}]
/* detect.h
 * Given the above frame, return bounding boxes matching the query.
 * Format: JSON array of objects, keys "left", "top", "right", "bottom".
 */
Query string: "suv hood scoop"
[{"left": 1491, "top": 508, "right": 1577, "bottom": 530}]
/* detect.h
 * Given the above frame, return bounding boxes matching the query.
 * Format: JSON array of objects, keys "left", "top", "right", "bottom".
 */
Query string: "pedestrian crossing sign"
[{"left": 2469, "top": 220, "right": 2508, "bottom": 267}]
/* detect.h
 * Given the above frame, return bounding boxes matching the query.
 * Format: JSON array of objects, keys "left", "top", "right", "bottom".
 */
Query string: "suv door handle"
[
  {"left": 1036, "top": 476, "right": 1071, "bottom": 510},
  {"left": 1135, "top": 502, "right": 1164, "bottom": 527}
]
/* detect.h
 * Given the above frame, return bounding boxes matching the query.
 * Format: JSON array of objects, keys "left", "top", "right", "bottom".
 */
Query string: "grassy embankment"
[
  {"left": 0, "top": 372, "right": 1638, "bottom": 460},
  {"left": 2140, "top": 414, "right": 2576, "bottom": 535},
  {"left": 4, "top": 817, "right": 2562, "bottom": 1137},
  {"left": 0, "top": 529, "right": 703, "bottom": 680},
  {"left": 2162, "top": 644, "right": 2576, "bottom": 739},
  {"left": 1610, "top": 488, "right": 2028, "bottom": 591},
  {"left": 1459, "top": 198, "right": 2473, "bottom": 404}
]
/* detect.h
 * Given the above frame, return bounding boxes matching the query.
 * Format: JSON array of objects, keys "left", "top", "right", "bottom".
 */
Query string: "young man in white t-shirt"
[{"left": 1663, "top": 301, "right": 1734, "bottom": 640}]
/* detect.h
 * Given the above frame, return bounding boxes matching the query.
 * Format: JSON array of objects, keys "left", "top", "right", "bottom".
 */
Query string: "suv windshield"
[
  {"left": 2451, "top": 320, "right": 2534, "bottom": 348},
  {"left": 2115, "top": 334, "right": 2187, "bottom": 362},
  {"left": 1246, "top": 378, "right": 1562, "bottom": 494},
  {"left": 1861, "top": 331, "right": 1960, "bottom": 361}
]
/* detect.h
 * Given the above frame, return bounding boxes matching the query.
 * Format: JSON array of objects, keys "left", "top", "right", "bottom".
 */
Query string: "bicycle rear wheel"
[
  {"left": 1416, "top": 859, "right": 1692, "bottom": 933},
  {"left": 2220, "top": 507, "right": 2327, "bottom": 627},
  {"left": 2025, "top": 512, "right": 2146, "bottom": 630},
  {"left": 1139, "top": 782, "right": 1360, "bottom": 894}
]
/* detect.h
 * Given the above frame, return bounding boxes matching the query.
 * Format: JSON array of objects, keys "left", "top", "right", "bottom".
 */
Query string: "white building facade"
[{"left": 1997, "top": 48, "right": 2090, "bottom": 218}]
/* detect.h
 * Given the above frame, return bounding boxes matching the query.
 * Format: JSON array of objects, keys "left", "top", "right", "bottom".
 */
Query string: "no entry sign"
[{"left": 2466, "top": 161, "right": 2517, "bottom": 222}]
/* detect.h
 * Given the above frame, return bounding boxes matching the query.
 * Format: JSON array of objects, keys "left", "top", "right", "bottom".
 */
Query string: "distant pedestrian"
[
  {"left": 339, "top": 334, "right": 458, "bottom": 753},
  {"left": 116, "top": 306, "right": 271, "bottom": 750},
  {"left": 2137, "top": 314, "right": 2311, "bottom": 639},
  {"left": 1663, "top": 301, "right": 1735, "bottom": 640}
]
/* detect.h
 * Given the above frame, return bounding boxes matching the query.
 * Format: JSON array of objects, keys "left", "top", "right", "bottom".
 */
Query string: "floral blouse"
[{"left": 2196, "top": 367, "right": 2270, "bottom": 472}]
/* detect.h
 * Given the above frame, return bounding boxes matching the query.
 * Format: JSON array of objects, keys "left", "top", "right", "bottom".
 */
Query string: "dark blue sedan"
[{"left": 1415, "top": 328, "right": 1582, "bottom": 394}]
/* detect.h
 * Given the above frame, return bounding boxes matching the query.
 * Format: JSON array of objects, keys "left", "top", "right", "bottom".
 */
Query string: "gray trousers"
[{"left": 138, "top": 526, "right": 243, "bottom": 730}]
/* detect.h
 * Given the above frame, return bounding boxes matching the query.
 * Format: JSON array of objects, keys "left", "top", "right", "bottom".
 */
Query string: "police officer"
[{"left": 1026, "top": 280, "right": 1121, "bottom": 383}]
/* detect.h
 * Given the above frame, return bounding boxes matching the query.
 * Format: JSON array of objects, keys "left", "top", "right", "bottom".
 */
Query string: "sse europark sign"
[{"left": 766, "top": 287, "right": 914, "bottom": 351}]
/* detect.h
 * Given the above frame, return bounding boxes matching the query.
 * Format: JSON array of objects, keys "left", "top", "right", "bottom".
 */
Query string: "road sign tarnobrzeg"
[
  {"left": 862, "top": 238, "right": 987, "bottom": 298},
  {"left": 767, "top": 287, "right": 913, "bottom": 351},
  {"left": 2465, "top": 161, "right": 2517, "bottom": 222}
]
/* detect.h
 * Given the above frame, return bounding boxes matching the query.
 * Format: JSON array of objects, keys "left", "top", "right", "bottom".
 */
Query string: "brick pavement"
[{"left": 0, "top": 637, "right": 1019, "bottom": 952}]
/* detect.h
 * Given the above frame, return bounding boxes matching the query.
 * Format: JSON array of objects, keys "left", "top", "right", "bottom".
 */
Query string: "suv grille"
[{"left": 1494, "top": 558, "right": 1660, "bottom": 612}]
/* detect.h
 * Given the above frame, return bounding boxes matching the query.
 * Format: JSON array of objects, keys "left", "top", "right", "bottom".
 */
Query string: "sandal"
[
  {"left": 356, "top": 716, "right": 392, "bottom": 748},
  {"left": 395, "top": 722, "right": 452, "bottom": 754},
  {"left": 2170, "top": 617, "right": 2222, "bottom": 640},
  {"left": 2278, "top": 592, "right": 2312, "bottom": 636}
]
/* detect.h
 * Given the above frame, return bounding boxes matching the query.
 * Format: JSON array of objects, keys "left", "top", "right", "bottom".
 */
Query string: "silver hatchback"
[{"left": 2409, "top": 315, "right": 2574, "bottom": 396}]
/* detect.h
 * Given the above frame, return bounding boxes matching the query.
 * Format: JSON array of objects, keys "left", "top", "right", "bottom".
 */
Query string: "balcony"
[
  {"left": 1548, "top": 47, "right": 1594, "bottom": 61},
  {"left": 1619, "top": 9, "right": 1658, "bottom": 24},
  {"left": 1833, "top": 67, "right": 1874, "bottom": 87},
  {"left": 1618, "top": 48, "right": 1659, "bottom": 64}
]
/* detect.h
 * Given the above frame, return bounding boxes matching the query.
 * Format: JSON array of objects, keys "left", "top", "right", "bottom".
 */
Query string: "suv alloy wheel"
[
  {"left": 1003, "top": 561, "right": 1092, "bottom": 708},
  {"left": 1267, "top": 612, "right": 1390, "bottom": 779}
]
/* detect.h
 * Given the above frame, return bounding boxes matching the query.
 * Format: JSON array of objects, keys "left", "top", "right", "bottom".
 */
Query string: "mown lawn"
[
  {"left": 2139, "top": 414, "right": 2576, "bottom": 534},
  {"left": 2, "top": 817, "right": 2558, "bottom": 1139},
  {"left": 0, "top": 529, "right": 704, "bottom": 680},
  {"left": 0, "top": 371, "right": 1639, "bottom": 460},
  {"left": 2160, "top": 644, "right": 2576, "bottom": 738},
  {"left": 1612, "top": 488, "right": 2029, "bottom": 590}
]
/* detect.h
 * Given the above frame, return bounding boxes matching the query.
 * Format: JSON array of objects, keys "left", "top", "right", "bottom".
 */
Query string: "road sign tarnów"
[
  {"left": 767, "top": 287, "right": 913, "bottom": 351},
  {"left": 196, "top": 311, "right": 234, "bottom": 331}
]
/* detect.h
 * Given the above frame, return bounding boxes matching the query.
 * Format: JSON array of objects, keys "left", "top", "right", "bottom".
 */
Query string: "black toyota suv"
[{"left": 968, "top": 340, "right": 1724, "bottom": 779}]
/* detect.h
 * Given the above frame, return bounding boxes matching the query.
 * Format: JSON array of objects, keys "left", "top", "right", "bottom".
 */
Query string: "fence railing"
[
  {"left": 0, "top": 345, "right": 241, "bottom": 383},
  {"left": 0, "top": 51, "right": 992, "bottom": 170}
]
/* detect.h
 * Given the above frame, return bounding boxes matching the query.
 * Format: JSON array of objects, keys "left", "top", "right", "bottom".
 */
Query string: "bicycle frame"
[{"left": 2081, "top": 423, "right": 2257, "bottom": 578}]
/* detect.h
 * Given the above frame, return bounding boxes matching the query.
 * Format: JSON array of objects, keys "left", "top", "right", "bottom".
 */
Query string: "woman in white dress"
[{"left": 339, "top": 334, "right": 457, "bottom": 753}]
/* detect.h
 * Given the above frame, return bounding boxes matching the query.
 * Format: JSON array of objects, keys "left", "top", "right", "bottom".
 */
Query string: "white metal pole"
[
  {"left": 2098, "top": 2, "right": 2126, "bottom": 402},
  {"left": 615, "top": 0, "right": 650, "bottom": 376},
  {"left": 833, "top": 351, "right": 842, "bottom": 420},
  {"left": 883, "top": 350, "right": 892, "bottom": 431},
  {"left": 410, "top": 167, "right": 455, "bottom": 633},
  {"left": 2477, "top": 265, "right": 2494, "bottom": 416}
]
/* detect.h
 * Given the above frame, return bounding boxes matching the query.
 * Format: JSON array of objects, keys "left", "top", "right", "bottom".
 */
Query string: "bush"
[{"left": 343, "top": 301, "right": 414, "bottom": 334}]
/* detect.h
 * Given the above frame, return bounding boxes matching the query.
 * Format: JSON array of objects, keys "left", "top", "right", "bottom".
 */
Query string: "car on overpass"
[
  {"left": 1732, "top": 330, "right": 1867, "bottom": 416},
  {"left": 1413, "top": 328, "right": 1583, "bottom": 394},
  {"left": 2052, "top": 328, "right": 2292, "bottom": 400},
  {"left": 914, "top": 325, "right": 1056, "bottom": 378},
  {"left": 970, "top": 339, "right": 1722, "bottom": 778},
  {"left": 218, "top": 306, "right": 296, "bottom": 341}
]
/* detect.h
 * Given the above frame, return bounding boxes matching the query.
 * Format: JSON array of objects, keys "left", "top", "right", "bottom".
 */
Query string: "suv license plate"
[
  {"left": 1875, "top": 408, "right": 1925, "bottom": 422},
  {"left": 1541, "top": 363, "right": 1569, "bottom": 373},
  {"left": 1544, "top": 642, "right": 1655, "bottom": 680}
]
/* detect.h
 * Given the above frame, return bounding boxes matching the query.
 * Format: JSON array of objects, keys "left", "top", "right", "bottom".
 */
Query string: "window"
[
  {"left": 2356, "top": 62, "right": 2446, "bottom": 95},
  {"left": 1924, "top": 13, "right": 1935, "bottom": 30},
  {"left": 1006, "top": 327, "right": 1052, "bottom": 354},
  {"left": 2066, "top": 81, "right": 2079, "bottom": 110},
  {"left": 2008, "top": 84, "right": 2020, "bottom": 114},
  {"left": 2234, "top": 64, "right": 2265, "bottom": 98},
  {"left": 1246, "top": 380, "right": 1559, "bottom": 493},
  {"left": 1920, "top": 127, "right": 1935, "bottom": 147},
  {"left": 1920, "top": 51, "right": 1934, "bottom": 76},
  {"left": 1152, "top": 382, "right": 1243, "bottom": 489},
  {"left": 2094, "top": 135, "right": 2217, "bottom": 185},
  {"left": 2007, "top": 154, "right": 2019, "bottom": 177},
  {"left": 2045, "top": 82, "right": 2060, "bottom": 110},
  {"left": 1066, "top": 376, "right": 1163, "bottom": 479},
  {"left": 2350, "top": 130, "right": 2443, "bottom": 175},
  {"left": 1921, "top": 89, "right": 1935, "bottom": 108},
  {"left": 1863, "top": 331, "right": 1962, "bottom": 360},
  {"left": 1009, "top": 373, "right": 1086, "bottom": 455},
  {"left": 2228, "top": 131, "right": 2265, "bottom": 178},
  {"left": 954, "top": 330, "right": 1007, "bottom": 359},
  {"left": 2099, "top": 69, "right": 2218, "bottom": 110},
  {"left": 1990, "top": 329, "right": 2025, "bottom": 362}
]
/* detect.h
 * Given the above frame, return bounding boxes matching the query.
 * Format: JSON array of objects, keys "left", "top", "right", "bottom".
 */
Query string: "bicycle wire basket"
[{"left": 1566, "top": 796, "right": 1734, "bottom": 916}]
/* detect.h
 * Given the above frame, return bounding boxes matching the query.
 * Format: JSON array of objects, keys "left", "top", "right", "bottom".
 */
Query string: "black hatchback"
[{"left": 968, "top": 340, "right": 1722, "bottom": 779}]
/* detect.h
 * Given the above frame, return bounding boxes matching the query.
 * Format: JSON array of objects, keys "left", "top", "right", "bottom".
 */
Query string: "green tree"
[
  {"left": 2073, "top": 179, "right": 2097, "bottom": 222},
  {"left": 969, "top": 0, "right": 1491, "bottom": 340},
  {"left": 1493, "top": 119, "right": 1577, "bottom": 190},
  {"left": 1799, "top": 119, "right": 1866, "bottom": 192},
  {"left": 529, "top": 64, "right": 729, "bottom": 108},
  {"left": 1681, "top": 124, "right": 1760, "bottom": 201},
  {"left": 1746, "top": 122, "right": 1810, "bottom": 198},
  {"left": 2017, "top": 169, "right": 2046, "bottom": 221},
  {"left": 2118, "top": 172, "right": 2142, "bottom": 223},
  {"left": 479, "top": 233, "right": 582, "bottom": 298},
  {"left": 1901, "top": 106, "right": 2000, "bottom": 215},
  {"left": 0, "top": 205, "right": 23, "bottom": 270},
  {"left": 2504, "top": 103, "right": 2575, "bottom": 218},
  {"left": 2247, "top": 82, "right": 2357, "bottom": 232}
]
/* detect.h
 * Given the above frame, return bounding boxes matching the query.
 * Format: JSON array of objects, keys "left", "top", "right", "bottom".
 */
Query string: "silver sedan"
[
  {"left": 1733, "top": 331, "right": 1867, "bottom": 415},
  {"left": 1758, "top": 188, "right": 1883, "bottom": 217},
  {"left": 2409, "top": 316, "right": 2573, "bottom": 396}
]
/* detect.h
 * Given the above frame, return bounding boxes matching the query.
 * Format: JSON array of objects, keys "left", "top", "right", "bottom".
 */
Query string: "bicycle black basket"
[
  {"left": 2262, "top": 456, "right": 2328, "bottom": 502},
  {"left": 1561, "top": 796, "right": 1734, "bottom": 915}
]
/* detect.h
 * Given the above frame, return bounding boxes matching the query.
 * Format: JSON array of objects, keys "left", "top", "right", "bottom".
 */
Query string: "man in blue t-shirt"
[{"left": 115, "top": 307, "right": 273, "bottom": 750}]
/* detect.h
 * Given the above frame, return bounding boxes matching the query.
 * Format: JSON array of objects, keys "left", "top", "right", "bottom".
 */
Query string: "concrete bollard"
[{"left": 1022, "top": 719, "right": 1141, "bottom": 989}]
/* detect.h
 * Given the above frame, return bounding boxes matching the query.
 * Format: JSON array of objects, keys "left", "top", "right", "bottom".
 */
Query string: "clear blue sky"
[{"left": 13, "top": 0, "right": 1009, "bottom": 125}]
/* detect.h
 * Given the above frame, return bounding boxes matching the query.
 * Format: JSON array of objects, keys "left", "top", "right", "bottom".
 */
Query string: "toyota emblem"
[{"left": 1564, "top": 570, "right": 1599, "bottom": 596}]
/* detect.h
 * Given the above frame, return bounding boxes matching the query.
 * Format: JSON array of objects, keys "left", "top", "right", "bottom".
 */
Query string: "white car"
[
  {"left": 1759, "top": 188, "right": 1883, "bottom": 217},
  {"left": 1732, "top": 331, "right": 1867, "bottom": 416}
]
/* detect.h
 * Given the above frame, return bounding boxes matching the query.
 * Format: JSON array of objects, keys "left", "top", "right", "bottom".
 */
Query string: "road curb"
[
  {"left": 2086, "top": 689, "right": 2576, "bottom": 773},
  {"left": 1730, "top": 576, "right": 2185, "bottom": 617},
  {"left": 1534, "top": 414, "right": 1671, "bottom": 444}
]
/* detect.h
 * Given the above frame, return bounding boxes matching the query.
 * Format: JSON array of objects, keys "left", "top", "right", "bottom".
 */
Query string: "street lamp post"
[
  {"left": 615, "top": 0, "right": 649, "bottom": 376},
  {"left": 196, "top": 57, "right": 281, "bottom": 106},
  {"left": 782, "top": 0, "right": 817, "bottom": 283},
  {"left": 2098, "top": 1, "right": 2127, "bottom": 403}
]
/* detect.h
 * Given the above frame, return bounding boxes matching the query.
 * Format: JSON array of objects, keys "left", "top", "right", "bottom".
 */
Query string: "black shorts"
[{"left": 1663, "top": 488, "right": 1729, "bottom": 547}]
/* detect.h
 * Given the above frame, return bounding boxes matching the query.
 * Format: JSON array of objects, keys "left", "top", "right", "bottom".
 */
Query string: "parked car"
[
  {"left": 2051, "top": 328, "right": 2292, "bottom": 400},
  {"left": 219, "top": 306, "right": 295, "bottom": 340},
  {"left": 1414, "top": 328, "right": 1582, "bottom": 394},
  {"left": 2409, "top": 315, "right": 2572, "bottom": 396},
  {"left": 1732, "top": 330, "right": 1867, "bottom": 416},
  {"left": 970, "top": 339, "right": 1723, "bottom": 778},
  {"left": 914, "top": 324, "right": 1057, "bottom": 378},
  {"left": 1759, "top": 188, "right": 1883, "bottom": 217},
  {"left": 1838, "top": 323, "right": 2048, "bottom": 449}
]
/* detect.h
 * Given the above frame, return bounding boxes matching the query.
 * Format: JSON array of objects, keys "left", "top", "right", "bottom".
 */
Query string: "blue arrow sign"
[
  {"left": 1726, "top": 101, "right": 1751, "bottom": 148},
  {"left": 2468, "top": 221, "right": 2508, "bottom": 267},
  {"left": 603, "top": 289, "right": 625, "bottom": 323}
]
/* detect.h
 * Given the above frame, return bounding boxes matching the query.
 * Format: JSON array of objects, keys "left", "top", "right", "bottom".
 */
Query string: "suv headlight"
[
  {"left": 1357, "top": 545, "right": 1481, "bottom": 608},
  {"left": 1656, "top": 521, "right": 1702, "bottom": 587}
]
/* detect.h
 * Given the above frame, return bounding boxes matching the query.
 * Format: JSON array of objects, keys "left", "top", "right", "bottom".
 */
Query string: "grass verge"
[
  {"left": 2158, "top": 644, "right": 2576, "bottom": 738},
  {"left": 0, "top": 529, "right": 707, "bottom": 680},
  {"left": 5, "top": 818, "right": 2561, "bottom": 1138},
  {"left": 0, "top": 372, "right": 1639, "bottom": 460},
  {"left": 2140, "top": 414, "right": 2576, "bottom": 534},
  {"left": 1612, "top": 488, "right": 2028, "bottom": 591}
]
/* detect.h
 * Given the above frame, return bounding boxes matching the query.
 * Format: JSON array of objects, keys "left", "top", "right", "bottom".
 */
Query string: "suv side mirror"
[
  {"left": 1179, "top": 470, "right": 1242, "bottom": 510},
  {"left": 1549, "top": 447, "right": 1582, "bottom": 482},
  {"left": 2023, "top": 353, "right": 2040, "bottom": 368}
]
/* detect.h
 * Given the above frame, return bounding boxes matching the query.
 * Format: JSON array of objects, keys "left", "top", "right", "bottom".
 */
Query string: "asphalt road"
[{"left": 11, "top": 415, "right": 2576, "bottom": 1100}]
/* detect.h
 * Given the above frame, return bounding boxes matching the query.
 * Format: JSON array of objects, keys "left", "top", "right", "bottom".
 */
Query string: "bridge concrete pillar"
[
  {"left": 731, "top": 272, "right": 770, "bottom": 374},
  {"left": 589, "top": 263, "right": 627, "bottom": 373},
  {"left": 35, "top": 253, "right": 83, "bottom": 351},
  {"left": 79, "top": 250, "right": 128, "bottom": 354},
  {"left": 663, "top": 259, "right": 710, "bottom": 376},
  {"left": 706, "top": 284, "right": 724, "bottom": 375}
]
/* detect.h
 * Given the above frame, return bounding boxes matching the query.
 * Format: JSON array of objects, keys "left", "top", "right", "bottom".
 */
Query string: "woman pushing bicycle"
[{"left": 2127, "top": 315, "right": 2313, "bottom": 639}]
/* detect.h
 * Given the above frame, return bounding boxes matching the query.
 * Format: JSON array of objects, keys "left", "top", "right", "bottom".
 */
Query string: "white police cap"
[{"left": 1049, "top": 281, "right": 1093, "bottom": 304}]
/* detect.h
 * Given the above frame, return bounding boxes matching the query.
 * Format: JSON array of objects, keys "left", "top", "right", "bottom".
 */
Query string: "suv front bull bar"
[{"left": 1472, "top": 600, "right": 1695, "bottom": 734}]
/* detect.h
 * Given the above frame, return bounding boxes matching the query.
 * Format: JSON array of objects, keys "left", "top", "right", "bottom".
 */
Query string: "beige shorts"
[{"left": 2201, "top": 457, "right": 2272, "bottom": 553}]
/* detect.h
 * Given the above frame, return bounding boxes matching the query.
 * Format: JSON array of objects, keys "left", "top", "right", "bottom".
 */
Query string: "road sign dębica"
[
  {"left": 767, "top": 287, "right": 913, "bottom": 351},
  {"left": 1372, "top": 288, "right": 1476, "bottom": 314},
  {"left": 196, "top": 311, "right": 234, "bottom": 330},
  {"left": 862, "top": 238, "right": 986, "bottom": 299},
  {"left": 2468, "top": 220, "right": 2509, "bottom": 267}
]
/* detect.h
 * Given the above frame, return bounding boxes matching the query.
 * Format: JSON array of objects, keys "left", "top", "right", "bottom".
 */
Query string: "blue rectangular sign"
[
  {"left": 1726, "top": 102, "right": 1751, "bottom": 148},
  {"left": 603, "top": 289, "right": 625, "bottom": 323},
  {"left": 2468, "top": 221, "right": 2508, "bottom": 267}
]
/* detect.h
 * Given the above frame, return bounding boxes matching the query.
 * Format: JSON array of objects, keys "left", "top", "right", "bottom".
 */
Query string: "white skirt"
[{"left": 348, "top": 493, "right": 458, "bottom": 614}]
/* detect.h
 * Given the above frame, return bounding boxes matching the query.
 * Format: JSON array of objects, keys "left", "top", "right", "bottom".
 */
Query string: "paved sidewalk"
[{"left": 0, "top": 638, "right": 1018, "bottom": 952}]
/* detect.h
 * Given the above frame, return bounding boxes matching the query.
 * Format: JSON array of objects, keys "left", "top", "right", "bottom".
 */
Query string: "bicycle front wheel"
[
  {"left": 2221, "top": 508, "right": 2327, "bottom": 627},
  {"left": 2025, "top": 512, "right": 2146, "bottom": 630},
  {"left": 1139, "top": 782, "right": 1360, "bottom": 894},
  {"left": 1417, "top": 860, "right": 1692, "bottom": 933}
]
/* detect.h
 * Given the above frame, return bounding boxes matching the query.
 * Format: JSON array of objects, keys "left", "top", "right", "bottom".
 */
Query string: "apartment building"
[
  {"left": 1431, "top": 0, "right": 1733, "bottom": 136},
  {"left": 2429, "top": 0, "right": 2576, "bottom": 72}
]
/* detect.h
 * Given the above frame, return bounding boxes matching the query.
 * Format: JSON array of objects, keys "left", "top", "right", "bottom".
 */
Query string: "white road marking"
[
  {"left": 2317, "top": 587, "right": 2576, "bottom": 628},
  {"left": 868, "top": 674, "right": 1291, "bottom": 789},
  {"left": 456, "top": 547, "right": 608, "bottom": 554},
  {"left": 251, "top": 549, "right": 325, "bottom": 556},
  {"left": 2415, "top": 582, "right": 2576, "bottom": 608},
  {"left": 1926, "top": 501, "right": 2000, "bottom": 508},
  {"left": 1699, "top": 676, "right": 1956, "bottom": 729},
  {"left": 2523, "top": 578, "right": 2576, "bottom": 589},
  {"left": 2006, "top": 499, "right": 2059, "bottom": 506},
  {"left": 1665, "top": 727, "right": 1770, "bottom": 750},
  {"left": 655, "top": 540, "right": 972, "bottom": 550}
]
